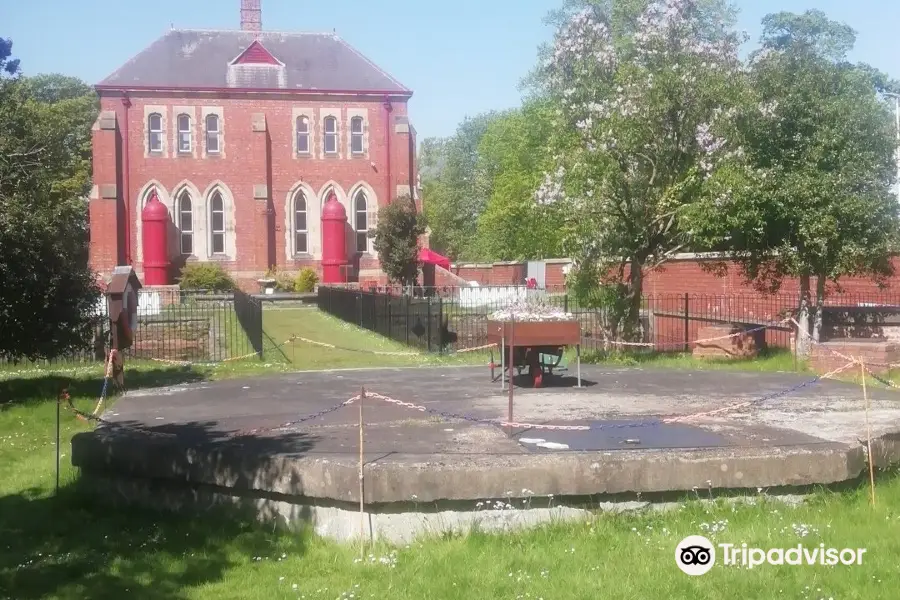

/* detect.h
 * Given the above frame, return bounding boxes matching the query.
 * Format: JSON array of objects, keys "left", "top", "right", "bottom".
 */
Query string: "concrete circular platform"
[{"left": 72, "top": 365, "right": 900, "bottom": 542}]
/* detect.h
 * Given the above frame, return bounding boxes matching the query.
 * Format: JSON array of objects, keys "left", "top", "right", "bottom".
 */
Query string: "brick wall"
[
  {"left": 435, "top": 262, "right": 528, "bottom": 286},
  {"left": 435, "top": 255, "right": 900, "bottom": 299},
  {"left": 432, "top": 254, "right": 900, "bottom": 351},
  {"left": 810, "top": 340, "right": 900, "bottom": 374},
  {"left": 89, "top": 92, "right": 417, "bottom": 288}
]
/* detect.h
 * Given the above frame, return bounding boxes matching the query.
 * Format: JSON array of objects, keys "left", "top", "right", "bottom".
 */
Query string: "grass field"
[
  {"left": 260, "top": 307, "right": 492, "bottom": 369},
  {"left": 2, "top": 309, "right": 900, "bottom": 599}
]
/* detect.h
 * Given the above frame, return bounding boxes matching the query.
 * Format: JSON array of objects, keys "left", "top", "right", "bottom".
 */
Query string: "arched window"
[
  {"left": 294, "top": 191, "right": 308, "bottom": 254},
  {"left": 210, "top": 191, "right": 225, "bottom": 254},
  {"left": 323, "top": 116, "right": 337, "bottom": 155},
  {"left": 177, "top": 190, "right": 193, "bottom": 255},
  {"left": 148, "top": 113, "right": 163, "bottom": 153},
  {"left": 350, "top": 116, "right": 364, "bottom": 154},
  {"left": 177, "top": 114, "right": 192, "bottom": 153},
  {"left": 354, "top": 190, "right": 368, "bottom": 253},
  {"left": 205, "top": 114, "right": 220, "bottom": 154},
  {"left": 296, "top": 116, "right": 310, "bottom": 155}
]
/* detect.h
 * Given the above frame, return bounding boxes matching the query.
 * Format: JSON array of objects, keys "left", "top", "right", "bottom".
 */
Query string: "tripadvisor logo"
[
  {"left": 676, "top": 535, "right": 716, "bottom": 576},
  {"left": 675, "top": 536, "right": 867, "bottom": 575}
]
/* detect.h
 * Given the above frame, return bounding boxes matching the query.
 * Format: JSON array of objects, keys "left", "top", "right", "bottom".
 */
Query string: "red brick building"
[{"left": 89, "top": 0, "right": 419, "bottom": 290}]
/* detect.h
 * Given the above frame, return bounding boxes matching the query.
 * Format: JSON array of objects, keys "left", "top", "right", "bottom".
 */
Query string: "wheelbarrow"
[
  {"left": 486, "top": 318, "right": 582, "bottom": 389},
  {"left": 490, "top": 345, "right": 566, "bottom": 387}
]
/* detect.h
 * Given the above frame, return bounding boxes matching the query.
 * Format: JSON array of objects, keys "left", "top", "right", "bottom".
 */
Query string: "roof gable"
[
  {"left": 97, "top": 30, "right": 410, "bottom": 94},
  {"left": 230, "top": 39, "right": 281, "bottom": 65}
]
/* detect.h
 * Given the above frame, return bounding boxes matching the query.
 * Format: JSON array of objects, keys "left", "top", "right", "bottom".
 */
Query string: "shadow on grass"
[
  {"left": 0, "top": 366, "right": 209, "bottom": 412},
  {"left": 0, "top": 483, "right": 310, "bottom": 600},
  {"left": 2, "top": 420, "right": 322, "bottom": 599},
  {"left": 261, "top": 328, "right": 291, "bottom": 364}
]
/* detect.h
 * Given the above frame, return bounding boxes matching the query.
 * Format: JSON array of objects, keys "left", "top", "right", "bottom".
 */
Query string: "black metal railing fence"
[
  {"left": 318, "top": 284, "right": 900, "bottom": 354},
  {"left": 1, "top": 288, "right": 265, "bottom": 367}
]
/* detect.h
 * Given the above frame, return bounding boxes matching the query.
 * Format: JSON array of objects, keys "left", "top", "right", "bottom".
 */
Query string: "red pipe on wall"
[
  {"left": 121, "top": 94, "right": 132, "bottom": 265},
  {"left": 384, "top": 97, "right": 393, "bottom": 204}
]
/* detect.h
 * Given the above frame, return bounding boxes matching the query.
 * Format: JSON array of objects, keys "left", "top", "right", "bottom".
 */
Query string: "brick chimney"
[{"left": 241, "top": 0, "right": 262, "bottom": 32}]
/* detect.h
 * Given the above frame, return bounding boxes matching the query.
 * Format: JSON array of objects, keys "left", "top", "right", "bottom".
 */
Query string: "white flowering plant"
[
  {"left": 489, "top": 302, "right": 577, "bottom": 322},
  {"left": 488, "top": 294, "right": 576, "bottom": 322},
  {"left": 534, "top": 0, "right": 747, "bottom": 337}
]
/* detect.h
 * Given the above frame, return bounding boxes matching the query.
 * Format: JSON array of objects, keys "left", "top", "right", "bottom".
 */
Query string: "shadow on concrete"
[
  {"left": 0, "top": 366, "right": 208, "bottom": 412},
  {"left": 507, "top": 373, "right": 597, "bottom": 388},
  {"left": 0, "top": 481, "right": 311, "bottom": 600},
  {"left": 72, "top": 418, "right": 322, "bottom": 538},
  {"left": 97, "top": 417, "right": 320, "bottom": 454}
]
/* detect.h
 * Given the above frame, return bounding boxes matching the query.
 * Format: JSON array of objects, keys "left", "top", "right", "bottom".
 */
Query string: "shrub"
[
  {"left": 275, "top": 273, "right": 295, "bottom": 292},
  {"left": 370, "top": 195, "right": 426, "bottom": 286},
  {"left": 294, "top": 267, "right": 319, "bottom": 293},
  {"left": 178, "top": 263, "right": 236, "bottom": 292}
]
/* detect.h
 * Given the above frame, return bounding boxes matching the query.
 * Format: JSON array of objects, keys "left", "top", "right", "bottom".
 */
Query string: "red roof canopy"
[{"left": 418, "top": 247, "right": 450, "bottom": 270}]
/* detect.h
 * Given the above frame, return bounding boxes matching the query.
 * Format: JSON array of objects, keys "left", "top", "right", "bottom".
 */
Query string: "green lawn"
[
  {"left": 2, "top": 309, "right": 900, "bottom": 598},
  {"left": 260, "top": 307, "right": 492, "bottom": 369},
  {"left": 581, "top": 347, "right": 802, "bottom": 371}
]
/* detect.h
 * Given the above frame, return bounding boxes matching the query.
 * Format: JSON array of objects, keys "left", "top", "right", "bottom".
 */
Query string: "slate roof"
[{"left": 97, "top": 29, "right": 411, "bottom": 94}]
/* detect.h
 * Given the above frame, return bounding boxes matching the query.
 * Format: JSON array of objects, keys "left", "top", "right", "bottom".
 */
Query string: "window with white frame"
[
  {"left": 205, "top": 114, "right": 220, "bottom": 154},
  {"left": 148, "top": 113, "right": 163, "bottom": 153},
  {"left": 350, "top": 116, "right": 364, "bottom": 154},
  {"left": 210, "top": 191, "right": 225, "bottom": 254},
  {"left": 294, "top": 190, "right": 308, "bottom": 254},
  {"left": 177, "top": 114, "right": 192, "bottom": 153},
  {"left": 323, "top": 116, "right": 337, "bottom": 155},
  {"left": 296, "top": 116, "right": 310, "bottom": 155},
  {"left": 177, "top": 190, "right": 193, "bottom": 255},
  {"left": 354, "top": 189, "right": 368, "bottom": 253}
]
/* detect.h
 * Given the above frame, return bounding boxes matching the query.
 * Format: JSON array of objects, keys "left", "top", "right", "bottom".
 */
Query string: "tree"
[
  {"left": 0, "top": 38, "right": 19, "bottom": 76},
  {"left": 371, "top": 196, "right": 427, "bottom": 287},
  {"left": 688, "top": 10, "right": 900, "bottom": 355},
  {"left": 420, "top": 112, "right": 500, "bottom": 260},
  {"left": 22, "top": 74, "right": 99, "bottom": 202},
  {"left": 0, "top": 40, "right": 101, "bottom": 361},
  {"left": 473, "top": 101, "right": 565, "bottom": 261},
  {"left": 533, "top": 0, "right": 746, "bottom": 339}
]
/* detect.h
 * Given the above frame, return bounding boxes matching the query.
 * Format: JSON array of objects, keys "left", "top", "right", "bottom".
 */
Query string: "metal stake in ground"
[
  {"left": 358, "top": 386, "right": 366, "bottom": 554},
  {"left": 859, "top": 360, "right": 876, "bottom": 506},
  {"left": 508, "top": 315, "right": 515, "bottom": 435},
  {"left": 55, "top": 387, "right": 62, "bottom": 496},
  {"left": 500, "top": 324, "right": 505, "bottom": 391}
]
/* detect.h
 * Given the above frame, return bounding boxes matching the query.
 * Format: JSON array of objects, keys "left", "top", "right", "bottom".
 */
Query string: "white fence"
[
  {"left": 455, "top": 285, "right": 547, "bottom": 308},
  {"left": 92, "top": 290, "right": 164, "bottom": 318}
]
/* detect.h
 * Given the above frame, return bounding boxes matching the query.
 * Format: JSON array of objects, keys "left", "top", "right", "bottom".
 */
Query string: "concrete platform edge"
[{"left": 70, "top": 429, "right": 900, "bottom": 504}]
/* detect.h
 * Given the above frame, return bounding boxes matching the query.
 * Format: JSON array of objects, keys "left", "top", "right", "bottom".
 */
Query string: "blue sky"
[{"left": 5, "top": 0, "right": 898, "bottom": 139}]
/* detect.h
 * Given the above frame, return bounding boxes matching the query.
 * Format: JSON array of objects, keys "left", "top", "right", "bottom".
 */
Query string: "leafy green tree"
[
  {"left": 533, "top": 0, "right": 746, "bottom": 339},
  {"left": 420, "top": 112, "right": 499, "bottom": 260},
  {"left": 0, "top": 40, "right": 101, "bottom": 361},
  {"left": 688, "top": 10, "right": 900, "bottom": 355},
  {"left": 22, "top": 74, "right": 98, "bottom": 202},
  {"left": 371, "top": 196, "right": 427, "bottom": 287},
  {"left": 0, "top": 38, "right": 19, "bottom": 76},
  {"left": 474, "top": 101, "right": 565, "bottom": 261}
]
